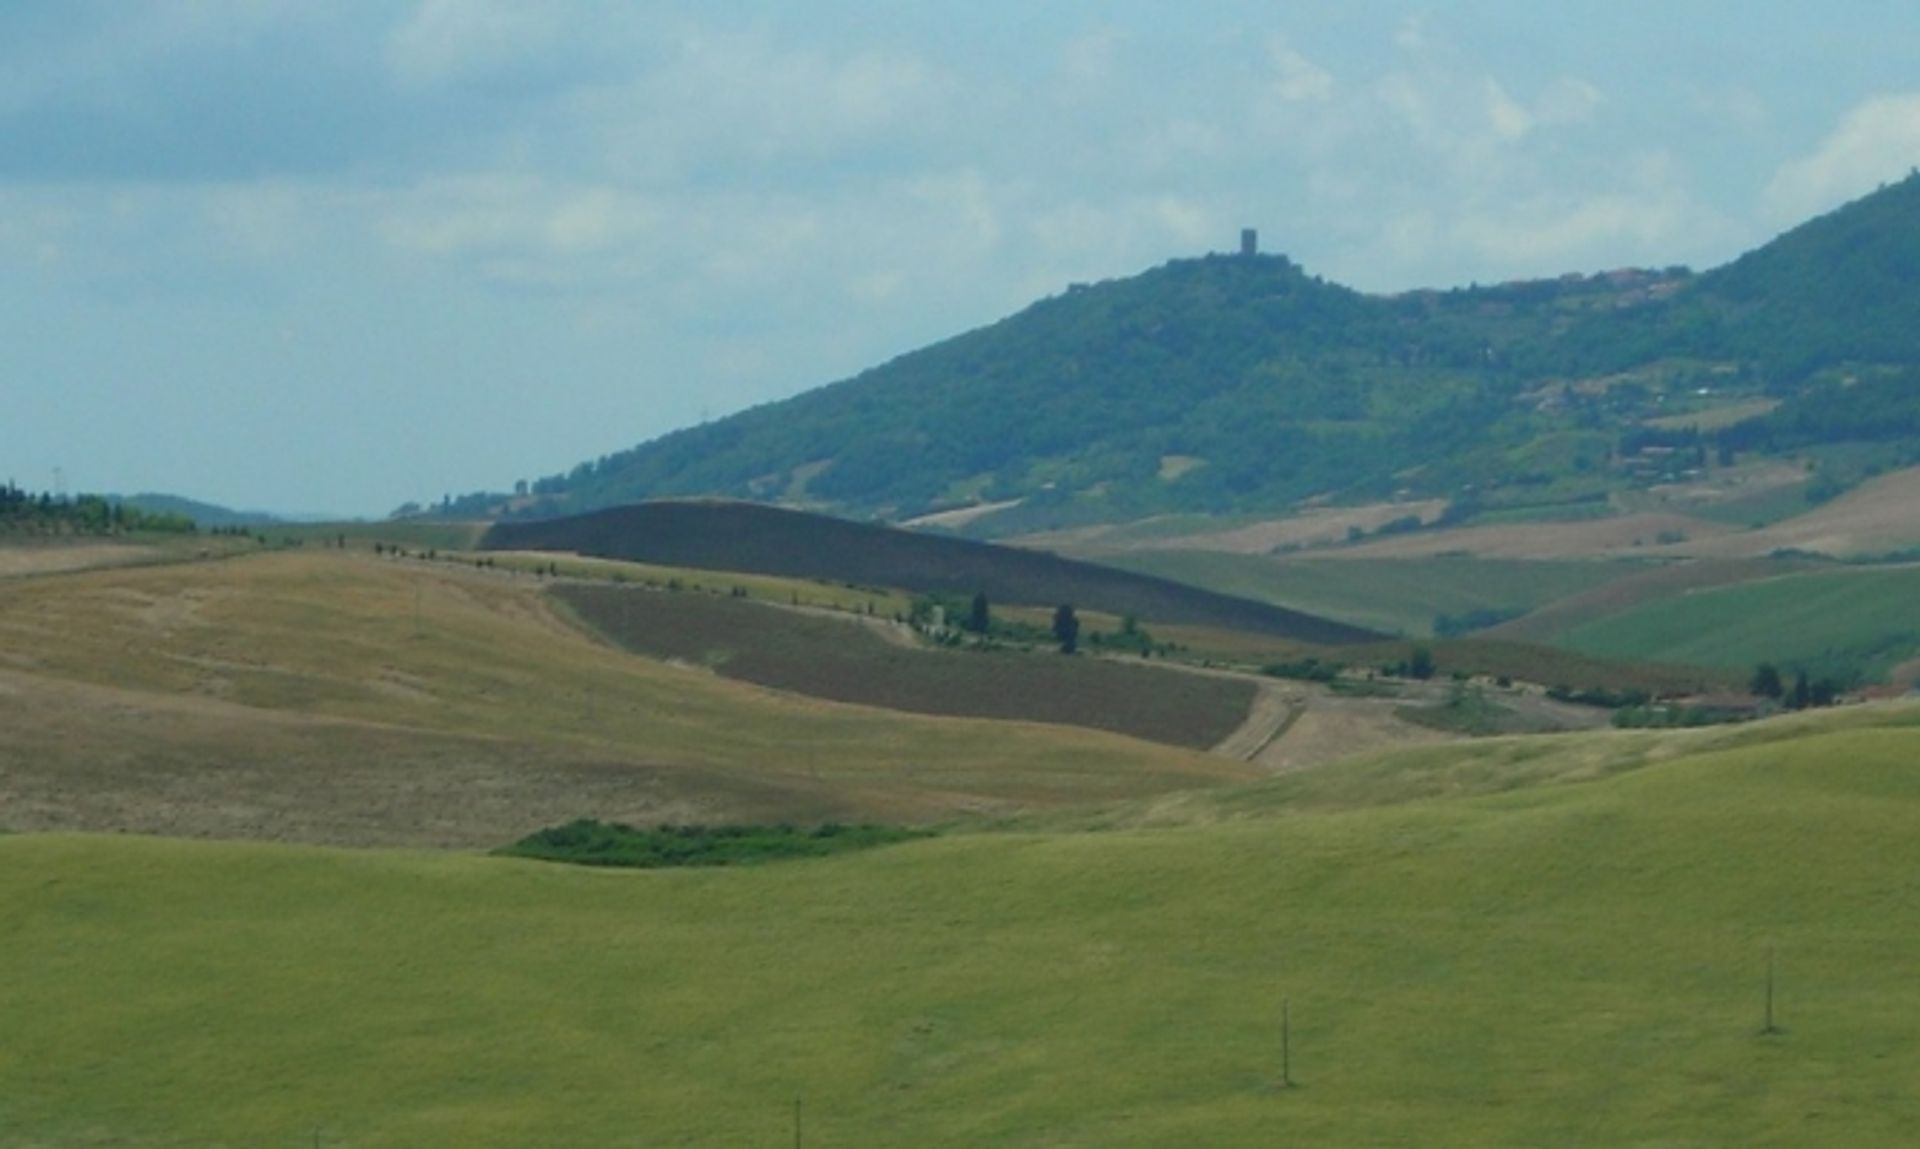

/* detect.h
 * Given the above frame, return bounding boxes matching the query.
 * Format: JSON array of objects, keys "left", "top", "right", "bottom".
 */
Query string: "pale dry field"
[
  {"left": 0, "top": 551, "right": 1256, "bottom": 846},
  {"left": 1675, "top": 463, "right": 1920, "bottom": 558},
  {"left": 0, "top": 541, "right": 160, "bottom": 578}
]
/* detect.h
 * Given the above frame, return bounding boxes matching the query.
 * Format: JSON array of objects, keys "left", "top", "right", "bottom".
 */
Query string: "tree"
[
  {"left": 1788, "top": 670, "right": 1811, "bottom": 710},
  {"left": 1408, "top": 645, "right": 1435, "bottom": 680},
  {"left": 1750, "top": 663, "right": 1784, "bottom": 699},
  {"left": 1052, "top": 604, "right": 1079, "bottom": 654},
  {"left": 967, "top": 591, "right": 991, "bottom": 634}
]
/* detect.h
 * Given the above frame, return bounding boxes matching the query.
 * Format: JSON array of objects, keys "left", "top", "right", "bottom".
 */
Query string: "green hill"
[
  {"left": 482, "top": 500, "right": 1381, "bottom": 644},
  {"left": 6, "top": 706, "right": 1919, "bottom": 1145},
  {"left": 458, "top": 176, "right": 1920, "bottom": 532}
]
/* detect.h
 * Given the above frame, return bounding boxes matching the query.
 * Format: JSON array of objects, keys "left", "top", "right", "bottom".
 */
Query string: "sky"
[{"left": 4, "top": 3, "right": 1920, "bottom": 517}]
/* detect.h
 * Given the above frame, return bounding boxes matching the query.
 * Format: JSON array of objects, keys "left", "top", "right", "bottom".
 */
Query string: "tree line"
[{"left": 0, "top": 484, "right": 195, "bottom": 535}]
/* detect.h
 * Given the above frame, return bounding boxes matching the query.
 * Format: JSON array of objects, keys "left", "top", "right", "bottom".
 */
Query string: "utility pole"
[
  {"left": 1762, "top": 946, "right": 1780, "bottom": 1035},
  {"left": 1280, "top": 998, "right": 1294, "bottom": 1088}
]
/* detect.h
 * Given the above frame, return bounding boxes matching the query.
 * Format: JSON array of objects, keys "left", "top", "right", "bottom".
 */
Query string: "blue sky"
[{"left": 4, "top": 2, "right": 1919, "bottom": 516}]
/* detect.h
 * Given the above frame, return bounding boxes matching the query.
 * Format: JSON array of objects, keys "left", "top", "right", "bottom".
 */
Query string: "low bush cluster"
[{"left": 497, "top": 819, "right": 933, "bottom": 869}]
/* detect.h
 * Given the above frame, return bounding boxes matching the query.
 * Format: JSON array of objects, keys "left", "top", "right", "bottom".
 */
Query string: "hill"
[
  {"left": 6, "top": 705, "right": 1919, "bottom": 1145},
  {"left": 0, "top": 550, "right": 1250, "bottom": 845},
  {"left": 455, "top": 176, "right": 1920, "bottom": 533},
  {"left": 118, "top": 491, "right": 280, "bottom": 528},
  {"left": 481, "top": 500, "right": 1381, "bottom": 644}
]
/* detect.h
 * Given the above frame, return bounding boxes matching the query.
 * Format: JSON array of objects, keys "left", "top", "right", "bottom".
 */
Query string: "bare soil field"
[{"left": 553, "top": 582, "right": 1257, "bottom": 750}]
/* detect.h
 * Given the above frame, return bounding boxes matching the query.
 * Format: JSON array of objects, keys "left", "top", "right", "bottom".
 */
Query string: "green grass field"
[
  {"left": 1101, "top": 551, "right": 1632, "bottom": 637},
  {"left": 1555, "top": 563, "right": 1920, "bottom": 681},
  {"left": 5, "top": 706, "right": 1919, "bottom": 1146}
]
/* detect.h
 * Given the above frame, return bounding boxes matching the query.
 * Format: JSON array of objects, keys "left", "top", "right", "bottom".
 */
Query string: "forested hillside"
[{"left": 452, "top": 174, "right": 1920, "bottom": 533}]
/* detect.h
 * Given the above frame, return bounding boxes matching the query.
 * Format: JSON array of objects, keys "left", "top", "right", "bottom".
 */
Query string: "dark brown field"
[
  {"left": 554, "top": 582, "right": 1257, "bottom": 750},
  {"left": 485, "top": 500, "right": 1382, "bottom": 644}
]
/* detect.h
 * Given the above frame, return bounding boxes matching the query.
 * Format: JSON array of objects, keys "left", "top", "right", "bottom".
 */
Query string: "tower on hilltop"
[{"left": 1240, "top": 228, "right": 1258, "bottom": 256}]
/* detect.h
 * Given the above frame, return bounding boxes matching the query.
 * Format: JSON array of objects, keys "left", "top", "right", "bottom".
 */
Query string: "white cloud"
[
  {"left": 1537, "top": 78, "right": 1602, "bottom": 127},
  {"left": 1484, "top": 79, "right": 1533, "bottom": 141},
  {"left": 385, "top": 0, "right": 560, "bottom": 89},
  {"left": 1765, "top": 93, "right": 1920, "bottom": 222},
  {"left": 1059, "top": 28, "right": 1122, "bottom": 99},
  {"left": 1268, "top": 38, "right": 1333, "bottom": 104},
  {"left": 376, "top": 175, "right": 665, "bottom": 275},
  {"left": 1395, "top": 15, "right": 1429, "bottom": 54}
]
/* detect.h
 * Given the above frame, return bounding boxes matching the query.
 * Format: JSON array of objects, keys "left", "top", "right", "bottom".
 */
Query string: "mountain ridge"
[{"left": 450, "top": 175, "right": 1920, "bottom": 534}]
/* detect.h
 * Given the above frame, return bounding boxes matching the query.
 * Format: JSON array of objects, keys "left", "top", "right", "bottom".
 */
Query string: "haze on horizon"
[{"left": 4, "top": 2, "right": 1919, "bottom": 518}]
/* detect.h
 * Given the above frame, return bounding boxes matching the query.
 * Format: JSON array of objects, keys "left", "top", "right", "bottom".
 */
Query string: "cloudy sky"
[{"left": 5, "top": 2, "right": 1919, "bottom": 516}]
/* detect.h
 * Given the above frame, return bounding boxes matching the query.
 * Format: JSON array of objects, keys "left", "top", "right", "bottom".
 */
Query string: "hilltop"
[
  {"left": 481, "top": 499, "right": 1381, "bottom": 644},
  {"left": 452, "top": 175, "right": 1920, "bottom": 535}
]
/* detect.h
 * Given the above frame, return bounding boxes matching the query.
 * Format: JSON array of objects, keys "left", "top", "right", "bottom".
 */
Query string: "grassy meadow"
[
  {"left": 6, "top": 707, "right": 1920, "bottom": 1146},
  {"left": 1555, "top": 562, "right": 1920, "bottom": 681},
  {"left": 1098, "top": 551, "right": 1632, "bottom": 637}
]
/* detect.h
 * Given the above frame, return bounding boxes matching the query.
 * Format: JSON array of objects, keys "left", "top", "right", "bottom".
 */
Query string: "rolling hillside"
[
  {"left": 7, "top": 706, "right": 1919, "bottom": 1145},
  {"left": 449, "top": 175, "right": 1920, "bottom": 533},
  {"left": 482, "top": 500, "right": 1380, "bottom": 644},
  {"left": 0, "top": 550, "right": 1251, "bottom": 844}
]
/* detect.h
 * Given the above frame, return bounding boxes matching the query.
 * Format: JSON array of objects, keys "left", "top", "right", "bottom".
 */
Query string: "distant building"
[{"left": 1240, "top": 228, "right": 1258, "bottom": 256}]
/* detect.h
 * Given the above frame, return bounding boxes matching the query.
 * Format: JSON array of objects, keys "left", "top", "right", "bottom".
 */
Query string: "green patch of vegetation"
[
  {"left": 1432, "top": 606, "right": 1526, "bottom": 637},
  {"left": 1325, "top": 676, "right": 1401, "bottom": 698},
  {"left": 1557, "top": 563, "right": 1920, "bottom": 683},
  {"left": 0, "top": 484, "right": 195, "bottom": 536},
  {"left": 1260, "top": 656, "right": 1340, "bottom": 683},
  {"left": 498, "top": 818, "right": 932, "bottom": 868},
  {"left": 1393, "top": 686, "right": 1521, "bottom": 735},
  {"left": 1683, "top": 479, "right": 1814, "bottom": 527},
  {"left": 1103, "top": 551, "right": 1631, "bottom": 637}
]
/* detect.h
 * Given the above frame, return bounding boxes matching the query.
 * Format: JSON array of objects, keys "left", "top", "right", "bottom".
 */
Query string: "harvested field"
[
  {"left": 0, "top": 553, "right": 1252, "bottom": 845},
  {"left": 1316, "top": 510, "right": 1734, "bottom": 560},
  {"left": 1023, "top": 500, "right": 1451, "bottom": 558},
  {"left": 0, "top": 541, "right": 159, "bottom": 578},
  {"left": 553, "top": 582, "right": 1257, "bottom": 750},
  {"left": 1675, "top": 463, "right": 1920, "bottom": 558}
]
